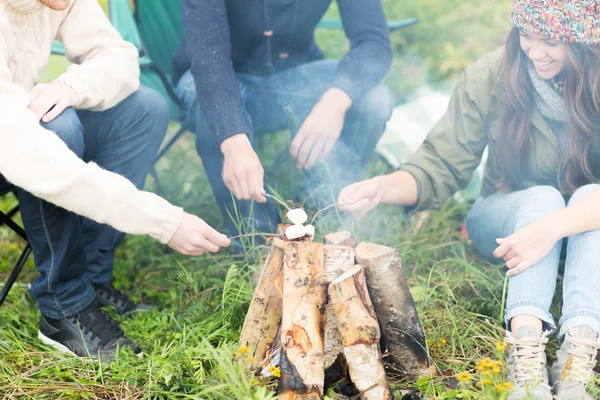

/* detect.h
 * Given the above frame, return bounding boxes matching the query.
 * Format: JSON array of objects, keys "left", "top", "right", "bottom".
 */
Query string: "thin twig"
[
  {"left": 264, "top": 194, "right": 291, "bottom": 210},
  {"left": 310, "top": 203, "right": 341, "bottom": 225},
  {"left": 228, "top": 232, "right": 280, "bottom": 240}
]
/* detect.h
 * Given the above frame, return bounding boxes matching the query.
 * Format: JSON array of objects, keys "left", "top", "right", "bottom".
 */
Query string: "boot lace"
[
  {"left": 561, "top": 332, "right": 600, "bottom": 385},
  {"left": 505, "top": 334, "right": 549, "bottom": 384},
  {"left": 73, "top": 305, "right": 124, "bottom": 347}
]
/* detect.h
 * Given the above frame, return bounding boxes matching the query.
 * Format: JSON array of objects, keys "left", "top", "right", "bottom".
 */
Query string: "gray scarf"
[{"left": 527, "top": 62, "right": 567, "bottom": 149}]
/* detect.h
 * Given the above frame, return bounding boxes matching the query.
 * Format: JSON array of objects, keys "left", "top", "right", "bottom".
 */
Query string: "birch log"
[
  {"left": 355, "top": 242, "right": 430, "bottom": 379},
  {"left": 323, "top": 231, "right": 357, "bottom": 248},
  {"left": 330, "top": 265, "right": 394, "bottom": 400},
  {"left": 278, "top": 242, "right": 328, "bottom": 399},
  {"left": 240, "top": 243, "right": 285, "bottom": 371},
  {"left": 323, "top": 244, "right": 355, "bottom": 384}
]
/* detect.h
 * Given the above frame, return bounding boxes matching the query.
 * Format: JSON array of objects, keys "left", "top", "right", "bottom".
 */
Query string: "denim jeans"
[
  {"left": 176, "top": 59, "right": 393, "bottom": 234},
  {"left": 466, "top": 184, "right": 600, "bottom": 337},
  {"left": 17, "top": 87, "right": 169, "bottom": 319}
]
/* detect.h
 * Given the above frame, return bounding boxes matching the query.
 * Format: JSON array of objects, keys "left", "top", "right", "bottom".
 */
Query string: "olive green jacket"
[{"left": 401, "top": 47, "right": 564, "bottom": 212}]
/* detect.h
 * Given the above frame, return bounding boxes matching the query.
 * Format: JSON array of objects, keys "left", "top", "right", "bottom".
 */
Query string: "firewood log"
[
  {"left": 323, "top": 231, "right": 357, "bottom": 248},
  {"left": 322, "top": 244, "right": 355, "bottom": 385},
  {"left": 278, "top": 242, "right": 328, "bottom": 399},
  {"left": 330, "top": 265, "right": 394, "bottom": 400},
  {"left": 240, "top": 243, "right": 284, "bottom": 371},
  {"left": 355, "top": 242, "right": 430, "bottom": 379}
]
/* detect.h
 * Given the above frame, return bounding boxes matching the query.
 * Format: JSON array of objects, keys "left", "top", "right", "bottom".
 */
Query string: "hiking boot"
[
  {"left": 550, "top": 325, "right": 600, "bottom": 400},
  {"left": 37, "top": 302, "right": 142, "bottom": 359},
  {"left": 505, "top": 326, "right": 553, "bottom": 399},
  {"left": 93, "top": 282, "right": 153, "bottom": 315}
]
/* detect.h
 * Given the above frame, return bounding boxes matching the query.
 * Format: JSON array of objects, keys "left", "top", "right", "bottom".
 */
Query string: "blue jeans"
[
  {"left": 466, "top": 184, "right": 600, "bottom": 337},
  {"left": 176, "top": 59, "right": 393, "bottom": 234},
  {"left": 18, "top": 87, "right": 169, "bottom": 319}
]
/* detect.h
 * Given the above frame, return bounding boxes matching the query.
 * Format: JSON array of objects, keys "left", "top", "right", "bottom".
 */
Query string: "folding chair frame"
[{"left": 0, "top": 190, "right": 32, "bottom": 308}]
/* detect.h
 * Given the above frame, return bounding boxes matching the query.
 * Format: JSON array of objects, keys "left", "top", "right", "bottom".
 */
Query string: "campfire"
[{"left": 240, "top": 208, "right": 431, "bottom": 399}]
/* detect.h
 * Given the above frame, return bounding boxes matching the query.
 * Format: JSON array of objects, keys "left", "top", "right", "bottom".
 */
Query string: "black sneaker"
[
  {"left": 37, "top": 302, "right": 142, "bottom": 359},
  {"left": 93, "top": 283, "right": 153, "bottom": 315}
]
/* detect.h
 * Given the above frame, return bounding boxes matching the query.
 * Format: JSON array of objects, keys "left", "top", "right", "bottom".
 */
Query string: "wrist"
[
  {"left": 220, "top": 133, "right": 250, "bottom": 155},
  {"left": 321, "top": 88, "right": 352, "bottom": 116},
  {"left": 544, "top": 211, "right": 568, "bottom": 240}
]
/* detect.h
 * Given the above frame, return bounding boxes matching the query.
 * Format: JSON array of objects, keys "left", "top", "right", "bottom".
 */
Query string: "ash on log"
[
  {"left": 329, "top": 265, "right": 394, "bottom": 400},
  {"left": 278, "top": 242, "right": 328, "bottom": 400},
  {"left": 323, "top": 235, "right": 356, "bottom": 387},
  {"left": 239, "top": 241, "right": 285, "bottom": 371},
  {"left": 355, "top": 242, "right": 430, "bottom": 380}
]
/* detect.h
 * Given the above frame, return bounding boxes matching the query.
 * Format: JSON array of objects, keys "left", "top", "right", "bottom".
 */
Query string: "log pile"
[{"left": 240, "top": 228, "right": 431, "bottom": 399}]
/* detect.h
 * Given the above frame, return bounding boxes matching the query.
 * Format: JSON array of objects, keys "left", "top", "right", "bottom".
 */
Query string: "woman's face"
[
  {"left": 519, "top": 29, "right": 568, "bottom": 80},
  {"left": 39, "top": 0, "right": 69, "bottom": 11}
]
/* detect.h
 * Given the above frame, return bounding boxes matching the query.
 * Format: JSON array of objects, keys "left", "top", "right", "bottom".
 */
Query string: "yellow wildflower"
[
  {"left": 248, "top": 356, "right": 254, "bottom": 362},
  {"left": 495, "top": 384, "right": 506, "bottom": 392},
  {"left": 503, "top": 382, "right": 513, "bottom": 389},
  {"left": 483, "top": 370, "right": 492, "bottom": 376},
  {"left": 238, "top": 346, "right": 249, "bottom": 353},
  {"left": 493, "top": 367, "right": 501, "bottom": 374},
  {"left": 496, "top": 341, "right": 508, "bottom": 351},
  {"left": 456, "top": 371, "right": 472, "bottom": 382},
  {"left": 480, "top": 379, "right": 492, "bottom": 385}
]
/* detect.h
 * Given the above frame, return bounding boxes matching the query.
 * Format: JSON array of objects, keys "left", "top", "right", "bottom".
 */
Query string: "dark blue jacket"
[{"left": 172, "top": 0, "right": 392, "bottom": 146}]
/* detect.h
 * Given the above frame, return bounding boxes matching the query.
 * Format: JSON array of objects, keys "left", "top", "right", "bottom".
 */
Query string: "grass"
[{"left": 2, "top": 0, "right": 599, "bottom": 398}]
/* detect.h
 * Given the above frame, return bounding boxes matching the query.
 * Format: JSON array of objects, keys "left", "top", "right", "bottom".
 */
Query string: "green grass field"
[{"left": 2, "top": 1, "right": 599, "bottom": 399}]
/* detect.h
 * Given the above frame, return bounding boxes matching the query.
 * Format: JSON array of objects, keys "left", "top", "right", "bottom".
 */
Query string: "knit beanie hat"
[{"left": 511, "top": 0, "right": 600, "bottom": 45}]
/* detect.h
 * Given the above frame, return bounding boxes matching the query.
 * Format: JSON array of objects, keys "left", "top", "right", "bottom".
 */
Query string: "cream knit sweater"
[{"left": 0, "top": 0, "right": 183, "bottom": 244}]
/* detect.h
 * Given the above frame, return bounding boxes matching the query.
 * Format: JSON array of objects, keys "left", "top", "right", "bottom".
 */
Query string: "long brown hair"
[{"left": 498, "top": 27, "right": 600, "bottom": 192}]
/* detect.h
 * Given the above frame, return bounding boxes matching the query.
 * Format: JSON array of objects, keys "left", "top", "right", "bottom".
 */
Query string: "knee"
[
  {"left": 357, "top": 84, "right": 394, "bottom": 126},
  {"left": 41, "top": 108, "right": 84, "bottom": 158},
  {"left": 516, "top": 185, "right": 565, "bottom": 222},
  {"left": 127, "top": 87, "right": 170, "bottom": 143},
  {"left": 568, "top": 184, "right": 599, "bottom": 206}
]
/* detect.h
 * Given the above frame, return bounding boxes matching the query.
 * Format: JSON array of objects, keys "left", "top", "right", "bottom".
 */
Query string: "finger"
[
  {"left": 505, "top": 257, "right": 522, "bottom": 269},
  {"left": 33, "top": 97, "right": 58, "bottom": 122},
  {"left": 507, "top": 261, "right": 531, "bottom": 277},
  {"left": 296, "top": 136, "right": 318, "bottom": 169},
  {"left": 28, "top": 85, "right": 43, "bottom": 104},
  {"left": 205, "top": 228, "right": 231, "bottom": 247},
  {"left": 338, "top": 184, "right": 360, "bottom": 206},
  {"left": 239, "top": 170, "right": 252, "bottom": 200},
  {"left": 251, "top": 166, "right": 266, "bottom": 203},
  {"left": 42, "top": 99, "right": 68, "bottom": 122},
  {"left": 290, "top": 127, "right": 308, "bottom": 159},
  {"left": 318, "top": 139, "right": 336, "bottom": 164},
  {"left": 503, "top": 249, "right": 518, "bottom": 263},
  {"left": 196, "top": 237, "right": 220, "bottom": 253},
  {"left": 493, "top": 240, "right": 510, "bottom": 258},
  {"left": 223, "top": 174, "right": 241, "bottom": 200},
  {"left": 304, "top": 138, "right": 327, "bottom": 170}
]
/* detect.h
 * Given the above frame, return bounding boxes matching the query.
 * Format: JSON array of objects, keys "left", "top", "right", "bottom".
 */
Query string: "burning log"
[
  {"left": 355, "top": 242, "right": 430, "bottom": 379},
  {"left": 278, "top": 242, "right": 328, "bottom": 399},
  {"left": 239, "top": 241, "right": 285, "bottom": 371},
  {"left": 322, "top": 242, "right": 355, "bottom": 386},
  {"left": 323, "top": 231, "right": 357, "bottom": 248},
  {"left": 329, "top": 265, "right": 394, "bottom": 400}
]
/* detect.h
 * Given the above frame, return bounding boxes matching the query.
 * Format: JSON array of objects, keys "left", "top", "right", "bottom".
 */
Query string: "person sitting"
[
  {"left": 171, "top": 0, "right": 395, "bottom": 240},
  {"left": 338, "top": 0, "right": 600, "bottom": 398},
  {"left": 0, "top": 0, "right": 230, "bottom": 359}
]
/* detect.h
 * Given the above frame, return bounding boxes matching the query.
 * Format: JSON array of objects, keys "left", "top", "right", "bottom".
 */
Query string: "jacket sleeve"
[
  {"left": 400, "top": 71, "right": 489, "bottom": 212},
  {"left": 0, "top": 39, "right": 182, "bottom": 244},
  {"left": 181, "top": 0, "right": 249, "bottom": 146},
  {"left": 55, "top": 0, "right": 140, "bottom": 111},
  {"left": 333, "top": 0, "right": 393, "bottom": 102}
]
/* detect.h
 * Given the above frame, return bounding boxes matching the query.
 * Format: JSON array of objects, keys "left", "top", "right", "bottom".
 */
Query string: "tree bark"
[
  {"left": 355, "top": 242, "right": 430, "bottom": 379},
  {"left": 329, "top": 265, "right": 394, "bottom": 400},
  {"left": 240, "top": 242, "right": 285, "bottom": 371},
  {"left": 324, "top": 231, "right": 357, "bottom": 248},
  {"left": 322, "top": 245, "right": 355, "bottom": 385},
  {"left": 278, "top": 242, "right": 328, "bottom": 399}
]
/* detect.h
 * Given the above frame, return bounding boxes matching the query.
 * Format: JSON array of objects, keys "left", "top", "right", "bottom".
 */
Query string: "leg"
[
  {"left": 176, "top": 71, "right": 280, "bottom": 235},
  {"left": 559, "top": 184, "right": 600, "bottom": 337},
  {"left": 262, "top": 59, "right": 393, "bottom": 204},
  {"left": 76, "top": 87, "right": 169, "bottom": 284},
  {"left": 18, "top": 108, "right": 94, "bottom": 319},
  {"left": 466, "top": 185, "right": 565, "bottom": 334}
]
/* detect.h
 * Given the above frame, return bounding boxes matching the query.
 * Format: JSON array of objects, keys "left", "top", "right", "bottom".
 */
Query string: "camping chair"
[{"left": 0, "top": 183, "right": 32, "bottom": 308}]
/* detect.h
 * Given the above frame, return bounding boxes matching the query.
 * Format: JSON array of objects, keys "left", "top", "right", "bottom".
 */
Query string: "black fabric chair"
[{"left": 0, "top": 177, "right": 31, "bottom": 308}]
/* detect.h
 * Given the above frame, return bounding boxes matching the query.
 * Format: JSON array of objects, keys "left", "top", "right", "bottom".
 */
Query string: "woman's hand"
[
  {"left": 168, "top": 212, "right": 231, "bottom": 256},
  {"left": 28, "top": 82, "right": 79, "bottom": 122},
  {"left": 338, "top": 178, "right": 382, "bottom": 220},
  {"left": 493, "top": 219, "right": 561, "bottom": 276}
]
